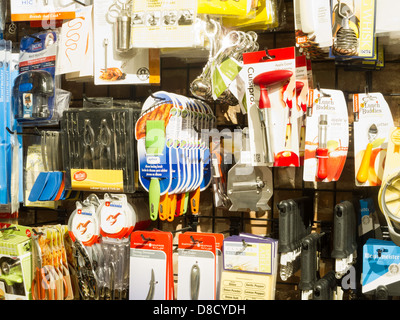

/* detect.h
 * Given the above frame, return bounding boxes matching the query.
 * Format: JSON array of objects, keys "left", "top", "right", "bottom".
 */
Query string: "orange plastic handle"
[
  {"left": 190, "top": 187, "right": 200, "bottom": 215},
  {"left": 316, "top": 148, "right": 329, "bottom": 180},
  {"left": 167, "top": 194, "right": 176, "bottom": 222},
  {"left": 31, "top": 268, "right": 41, "bottom": 300},
  {"left": 158, "top": 193, "right": 169, "bottom": 221}
]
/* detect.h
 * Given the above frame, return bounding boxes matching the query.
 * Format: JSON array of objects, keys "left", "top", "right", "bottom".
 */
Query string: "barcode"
[{"left": 360, "top": 50, "right": 371, "bottom": 55}]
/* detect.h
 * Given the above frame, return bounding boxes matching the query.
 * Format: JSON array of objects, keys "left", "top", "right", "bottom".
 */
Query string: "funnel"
[{"left": 253, "top": 70, "right": 293, "bottom": 164}]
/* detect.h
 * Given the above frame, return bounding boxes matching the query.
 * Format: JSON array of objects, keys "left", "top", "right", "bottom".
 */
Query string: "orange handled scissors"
[{"left": 31, "top": 233, "right": 52, "bottom": 300}]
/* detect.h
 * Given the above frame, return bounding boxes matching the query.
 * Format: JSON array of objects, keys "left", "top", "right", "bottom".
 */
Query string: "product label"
[
  {"left": 10, "top": 0, "right": 76, "bottom": 22},
  {"left": 219, "top": 270, "right": 276, "bottom": 300},
  {"left": 354, "top": 93, "right": 393, "bottom": 186},
  {"left": 223, "top": 241, "right": 273, "bottom": 274},
  {"left": 303, "top": 89, "right": 349, "bottom": 182},
  {"left": 130, "top": 0, "right": 197, "bottom": 48},
  {"left": 70, "top": 210, "right": 97, "bottom": 243},
  {"left": 70, "top": 168, "right": 124, "bottom": 192}
]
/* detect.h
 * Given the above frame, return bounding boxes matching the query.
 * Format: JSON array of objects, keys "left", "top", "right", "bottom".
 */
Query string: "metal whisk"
[{"left": 332, "top": 0, "right": 358, "bottom": 56}]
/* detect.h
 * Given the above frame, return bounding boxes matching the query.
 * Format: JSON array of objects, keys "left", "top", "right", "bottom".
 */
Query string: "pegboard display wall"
[{"left": 6, "top": 1, "right": 400, "bottom": 300}]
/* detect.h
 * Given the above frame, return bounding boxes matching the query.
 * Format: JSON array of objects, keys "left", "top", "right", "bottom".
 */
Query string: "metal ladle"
[{"left": 190, "top": 30, "right": 242, "bottom": 100}]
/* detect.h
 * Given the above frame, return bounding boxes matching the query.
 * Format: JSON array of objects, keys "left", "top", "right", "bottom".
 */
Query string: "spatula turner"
[{"left": 145, "top": 120, "right": 166, "bottom": 221}]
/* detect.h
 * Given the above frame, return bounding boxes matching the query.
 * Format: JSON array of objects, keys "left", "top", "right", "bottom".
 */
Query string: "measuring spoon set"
[
  {"left": 190, "top": 17, "right": 259, "bottom": 105},
  {"left": 135, "top": 91, "right": 215, "bottom": 221}
]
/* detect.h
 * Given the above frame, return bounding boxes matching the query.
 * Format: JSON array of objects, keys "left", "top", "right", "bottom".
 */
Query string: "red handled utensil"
[{"left": 253, "top": 70, "right": 293, "bottom": 164}]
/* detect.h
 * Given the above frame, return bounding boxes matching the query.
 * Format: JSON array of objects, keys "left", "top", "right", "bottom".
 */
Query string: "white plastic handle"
[{"left": 300, "top": 0, "right": 315, "bottom": 34}]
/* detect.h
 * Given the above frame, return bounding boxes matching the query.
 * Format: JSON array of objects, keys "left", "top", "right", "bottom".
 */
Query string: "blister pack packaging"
[
  {"left": 13, "top": 30, "right": 71, "bottom": 127},
  {"left": 0, "top": 225, "right": 33, "bottom": 300},
  {"left": 61, "top": 100, "right": 141, "bottom": 194},
  {"left": 362, "top": 238, "right": 400, "bottom": 299}
]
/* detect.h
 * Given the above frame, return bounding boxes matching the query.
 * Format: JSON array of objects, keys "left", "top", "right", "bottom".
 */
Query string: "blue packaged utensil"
[
  {"left": 0, "top": 40, "right": 9, "bottom": 204},
  {"left": 0, "top": 0, "right": 5, "bottom": 40},
  {"left": 362, "top": 238, "right": 400, "bottom": 298},
  {"left": 13, "top": 30, "right": 59, "bottom": 126}
]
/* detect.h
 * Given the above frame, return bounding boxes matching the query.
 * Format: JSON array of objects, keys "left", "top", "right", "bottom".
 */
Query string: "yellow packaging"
[
  {"left": 382, "top": 127, "right": 400, "bottom": 182},
  {"left": 219, "top": 270, "right": 276, "bottom": 300},
  {"left": 331, "top": 0, "right": 376, "bottom": 58},
  {"left": 197, "top": 0, "right": 256, "bottom": 16},
  {"left": 70, "top": 169, "right": 124, "bottom": 192},
  {"left": 222, "top": 0, "right": 277, "bottom": 29}
]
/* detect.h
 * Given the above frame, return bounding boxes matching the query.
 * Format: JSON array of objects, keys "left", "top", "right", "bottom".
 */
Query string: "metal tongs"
[
  {"left": 83, "top": 119, "right": 95, "bottom": 169},
  {"left": 99, "top": 119, "right": 112, "bottom": 169}
]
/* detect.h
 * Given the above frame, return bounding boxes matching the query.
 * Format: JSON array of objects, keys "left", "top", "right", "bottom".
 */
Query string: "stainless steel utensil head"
[
  {"left": 227, "top": 164, "right": 273, "bottom": 212},
  {"left": 368, "top": 123, "right": 378, "bottom": 142}
]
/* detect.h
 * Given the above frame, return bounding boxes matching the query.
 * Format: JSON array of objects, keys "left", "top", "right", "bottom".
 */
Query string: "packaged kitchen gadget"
[
  {"left": 23, "top": 132, "right": 80, "bottom": 209},
  {"left": 177, "top": 232, "right": 220, "bottom": 300},
  {"left": 129, "top": 230, "right": 174, "bottom": 300},
  {"left": 197, "top": 0, "right": 257, "bottom": 17},
  {"left": 358, "top": 198, "right": 383, "bottom": 242},
  {"left": 294, "top": 0, "right": 333, "bottom": 60},
  {"left": 220, "top": 233, "right": 278, "bottom": 300},
  {"left": 330, "top": 0, "right": 377, "bottom": 59},
  {"left": 32, "top": 225, "right": 74, "bottom": 300},
  {"left": 27, "top": 130, "right": 68, "bottom": 204},
  {"left": 10, "top": 0, "right": 84, "bottom": 22},
  {"left": 0, "top": 40, "right": 23, "bottom": 206},
  {"left": 57, "top": 5, "right": 94, "bottom": 81},
  {"left": 62, "top": 104, "right": 140, "bottom": 193},
  {"left": 222, "top": 0, "right": 283, "bottom": 31},
  {"left": 94, "top": 0, "right": 160, "bottom": 86},
  {"left": 362, "top": 238, "right": 400, "bottom": 298},
  {"left": 353, "top": 92, "right": 394, "bottom": 187},
  {"left": 67, "top": 193, "right": 149, "bottom": 300},
  {"left": 130, "top": 0, "right": 198, "bottom": 48},
  {"left": 136, "top": 91, "right": 214, "bottom": 221},
  {"left": 303, "top": 88, "right": 349, "bottom": 182},
  {"left": 190, "top": 18, "right": 259, "bottom": 105},
  {"left": 13, "top": 30, "right": 70, "bottom": 127},
  {"left": 243, "top": 47, "right": 299, "bottom": 167},
  {"left": 0, "top": 225, "right": 32, "bottom": 300},
  {"left": 295, "top": 55, "right": 309, "bottom": 165},
  {"left": 68, "top": 198, "right": 101, "bottom": 247},
  {"left": 96, "top": 193, "right": 146, "bottom": 300}
]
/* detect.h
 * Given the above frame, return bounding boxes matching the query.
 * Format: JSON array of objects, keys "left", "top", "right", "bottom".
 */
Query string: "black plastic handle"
[
  {"left": 278, "top": 197, "right": 313, "bottom": 254},
  {"left": 277, "top": 200, "right": 295, "bottom": 253},
  {"left": 313, "top": 270, "right": 337, "bottom": 300},
  {"left": 298, "top": 232, "right": 320, "bottom": 291},
  {"left": 331, "top": 201, "right": 357, "bottom": 259}
]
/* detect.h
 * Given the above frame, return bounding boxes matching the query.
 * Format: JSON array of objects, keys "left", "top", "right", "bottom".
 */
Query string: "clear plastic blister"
[
  {"left": 12, "top": 30, "right": 71, "bottom": 127},
  {"left": 61, "top": 100, "right": 141, "bottom": 193}
]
